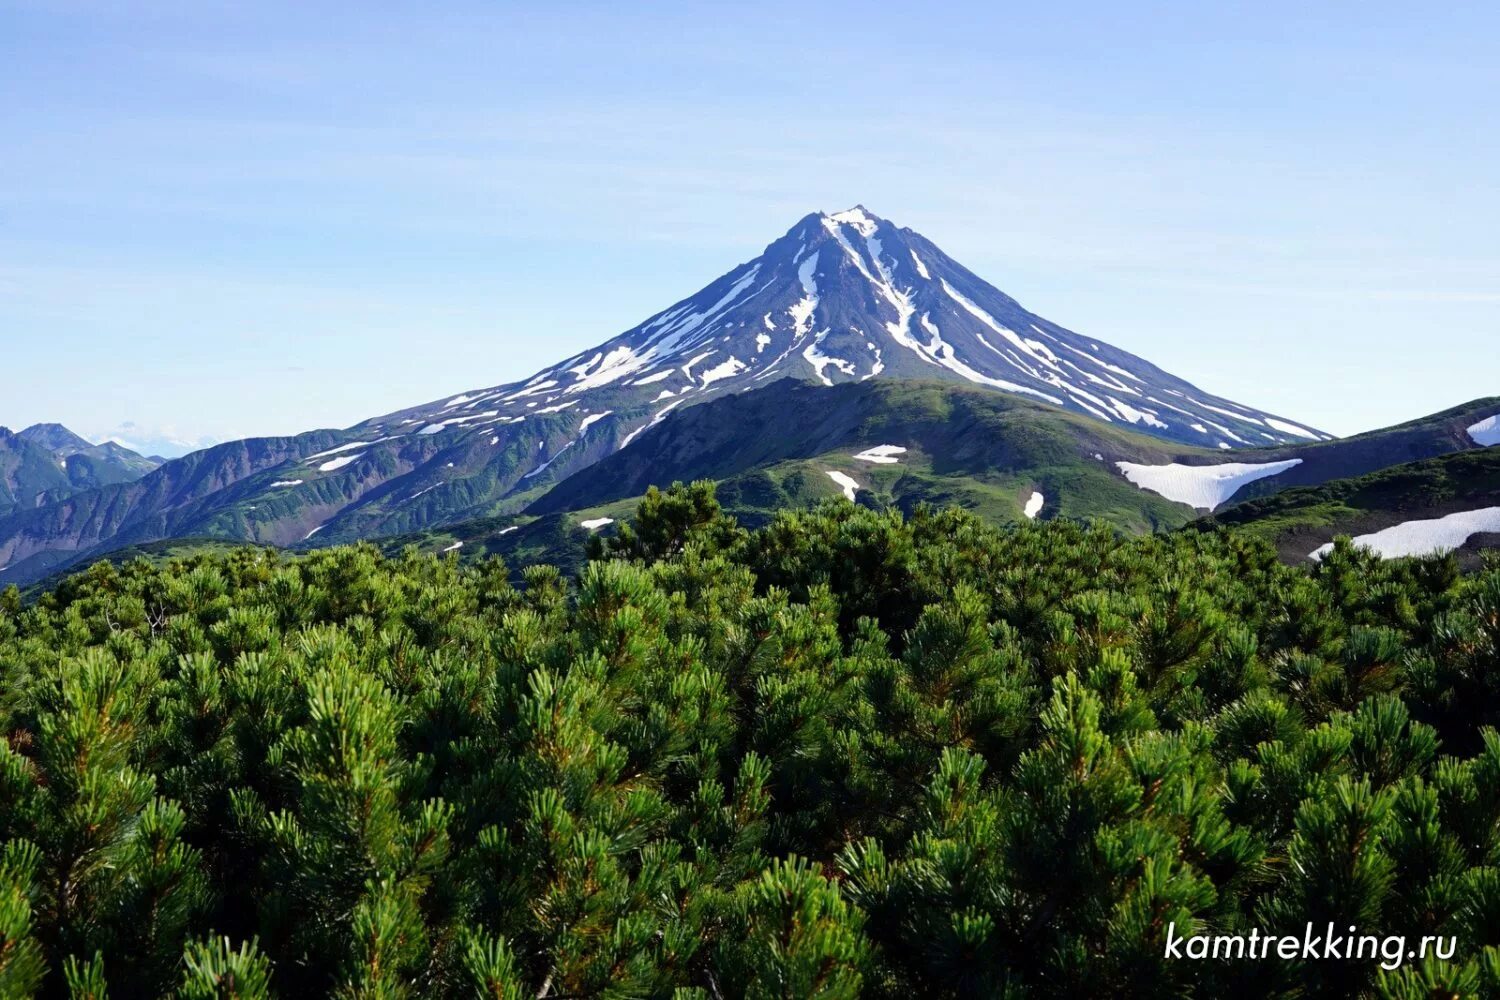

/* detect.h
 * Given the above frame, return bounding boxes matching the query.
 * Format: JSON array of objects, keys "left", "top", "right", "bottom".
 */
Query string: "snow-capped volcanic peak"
[{"left": 369, "top": 206, "right": 1328, "bottom": 464}]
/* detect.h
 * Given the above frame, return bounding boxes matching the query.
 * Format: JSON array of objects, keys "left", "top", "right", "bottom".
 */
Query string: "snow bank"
[
  {"left": 826, "top": 470, "right": 860, "bottom": 501},
  {"left": 699, "top": 356, "right": 746, "bottom": 386},
  {"left": 418, "top": 410, "right": 500, "bottom": 435},
  {"left": 803, "top": 335, "right": 856, "bottom": 386},
  {"left": 1115, "top": 458, "right": 1302, "bottom": 510},
  {"left": 580, "top": 517, "right": 615, "bottom": 531},
  {"left": 789, "top": 253, "right": 820, "bottom": 336},
  {"left": 1310, "top": 507, "right": 1500, "bottom": 560},
  {"left": 318, "top": 454, "right": 362, "bottom": 472},
  {"left": 269, "top": 480, "right": 304, "bottom": 487},
  {"left": 1468, "top": 415, "right": 1500, "bottom": 446},
  {"left": 619, "top": 398, "right": 684, "bottom": 450},
  {"left": 1024, "top": 491, "right": 1044, "bottom": 519},
  {"left": 305, "top": 439, "right": 382, "bottom": 462},
  {"left": 578, "top": 411, "right": 612, "bottom": 433},
  {"left": 853, "top": 445, "right": 907, "bottom": 464},
  {"left": 1108, "top": 398, "right": 1168, "bottom": 430}
]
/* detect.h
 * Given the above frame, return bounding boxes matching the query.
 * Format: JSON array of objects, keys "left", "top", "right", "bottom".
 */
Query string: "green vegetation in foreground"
[{"left": 2, "top": 483, "right": 1499, "bottom": 998}]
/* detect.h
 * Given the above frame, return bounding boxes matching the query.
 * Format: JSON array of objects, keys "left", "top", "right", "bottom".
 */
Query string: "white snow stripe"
[
  {"left": 318, "top": 454, "right": 362, "bottom": 472},
  {"left": 1311, "top": 508, "right": 1500, "bottom": 561}
]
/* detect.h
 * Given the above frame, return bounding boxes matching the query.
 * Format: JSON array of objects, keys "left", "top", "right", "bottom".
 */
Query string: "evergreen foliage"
[{"left": 1, "top": 483, "right": 1498, "bottom": 997}]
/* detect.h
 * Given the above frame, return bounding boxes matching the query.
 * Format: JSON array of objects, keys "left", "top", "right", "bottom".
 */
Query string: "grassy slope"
[
  {"left": 0, "top": 429, "right": 163, "bottom": 521},
  {"left": 528, "top": 379, "right": 1200, "bottom": 532},
  {"left": 1201, "top": 446, "right": 1500, "bottom": 562},
  {"left": 0, "top": 433, "right": 73, "bottom": 518},
  {"left": 22, "top": 386, "right": 1499, "bottom": 584}
]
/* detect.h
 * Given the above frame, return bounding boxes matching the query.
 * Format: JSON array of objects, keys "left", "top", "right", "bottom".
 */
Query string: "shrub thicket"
[{"left": 1, "top": 482, "right": 1498, "bottom": 998}]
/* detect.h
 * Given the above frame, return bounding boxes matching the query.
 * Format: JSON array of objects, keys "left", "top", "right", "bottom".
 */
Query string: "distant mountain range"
[
  {"left": 2, "top": 207, "right": 1495, "bottom": 585},
  {"left": 0, "top": 424, "right": 159, "bottom": 518}
]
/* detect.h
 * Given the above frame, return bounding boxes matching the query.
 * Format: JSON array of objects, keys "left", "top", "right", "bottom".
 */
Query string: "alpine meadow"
[{"left": 7, "top": 3, "right": 1500, "bottom": 998}]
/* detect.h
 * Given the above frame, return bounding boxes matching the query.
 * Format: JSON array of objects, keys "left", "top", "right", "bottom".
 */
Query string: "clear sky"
[{"left": 4, "top": 1, "right": 1496, "bottom": 454}]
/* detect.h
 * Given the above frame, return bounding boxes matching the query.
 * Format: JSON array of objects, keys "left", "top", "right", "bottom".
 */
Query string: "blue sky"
[{"left": 4, "top": 1, "right": 1496, "bottom": 454}]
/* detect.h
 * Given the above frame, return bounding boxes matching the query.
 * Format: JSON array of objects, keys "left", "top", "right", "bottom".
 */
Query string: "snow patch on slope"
[
  {"left": 826, "top": 470, "right": 861, "bottom": 501},
  {"left": 699, "top": 356, "right": 746, "bottom": 386},
  {"left": 1023, "top": 491, "right": 1044, "bottom": 519},
  {"left": 789, "top": 252, "right": 820, "bottom": 337},
  {"left": 1115, "top": 458, "right": 1303, "bottom": 511},
  {"left": 941, "top": 280, "right": 1064, "bottom": 377},
  {"left": 803, "top": 333, "right": 856, "bottom": 386},
  {"left": 1108, "top": 398, "right": 1168, "bottom": 429},
  {"left": 1310, "top": 507, "right": 1500, "bottom": 561},
  {"left": 649, "top": 264, "right": 762, "bottom": 357},
  {"left": 853, "top": 445, "right": 906, "bottom": 464},
  {"left": 419, "top": 410, "right": 499, "bottom": 435},
  {"left": 917, "top": 313, "right": 1062, "bottom": 403},
  {"left": 318, "top": 454, "right": 362, "bottom": 472},
  {"left": 305, "top": 439, "right": 387, "bottom": 462},
  {"left": 578, "top": 411, "right": 612, "bottom": 433},
  {"left": 503, "top": 379, "right": 558, "bottom": 402},
  {"left": 1468, "top": 415, "right": 1500, "bottom": 446},
  {"left": 618, "top": 399, "right": 684, "bottom": 449},
  {"left": 825, "top": 222, "right": 925, "bottom": 370},
  {"left": 1191, "top": 398, "right": 1265, "bottom": 427},
  {"left": 521, "top": 441, "right": 573, "bottom": 479}
]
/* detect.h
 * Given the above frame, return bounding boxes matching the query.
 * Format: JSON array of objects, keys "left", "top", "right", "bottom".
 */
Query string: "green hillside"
[
  {"left": 0, "top": 425, "right": 161, "bottom": 520},
  {"left": 1201, "top": 447, "right": 1500, "bottom": 563},
  {"left": 6, "top": 380, "right": 1495, "bottom": 588},
  {"left": 529, "top": 379, "right": 1201, "bottom": 530}
]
